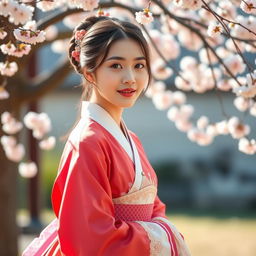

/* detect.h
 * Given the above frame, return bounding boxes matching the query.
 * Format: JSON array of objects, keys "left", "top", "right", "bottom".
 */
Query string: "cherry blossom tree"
[{"left": 0, "top": 0, "right": 256, "bottom": 254}]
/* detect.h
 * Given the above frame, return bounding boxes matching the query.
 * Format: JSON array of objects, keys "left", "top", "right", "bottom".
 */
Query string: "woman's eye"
[
  {"left": 110, "top": 63, "right": 122, "bottom": 69},
  {"left": 135, "top": 63, "right": 145, "bottom": 69}
]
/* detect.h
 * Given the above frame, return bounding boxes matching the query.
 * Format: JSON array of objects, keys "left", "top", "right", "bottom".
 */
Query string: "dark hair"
[{"left": 68, "top": 15, "right": 152, "bottom": 100}]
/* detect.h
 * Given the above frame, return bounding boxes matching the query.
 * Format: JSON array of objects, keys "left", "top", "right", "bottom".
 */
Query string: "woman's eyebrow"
[{"left": 105, "top": 56, "right": 146, "bottom": 61}]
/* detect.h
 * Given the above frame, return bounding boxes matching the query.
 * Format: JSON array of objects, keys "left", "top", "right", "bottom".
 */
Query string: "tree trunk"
[
  {"left": 0, "top": 84, "right": 21, "bottom": 256},
  {"left": 0, "top": 148, "right": 18, "bottom": 256}
]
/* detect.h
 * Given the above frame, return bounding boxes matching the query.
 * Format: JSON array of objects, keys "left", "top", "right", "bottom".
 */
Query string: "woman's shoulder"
[{"left": 68, "top": 118, "right": 109, "bottom": 151}]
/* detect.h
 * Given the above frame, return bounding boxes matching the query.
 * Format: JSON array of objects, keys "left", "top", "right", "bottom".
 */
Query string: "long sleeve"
[
  {"left": 51, "top": 138, "right": 151, "bottom": 256},
  {"left": 152, "top": 195, "right": 167, "bottom": 219}
]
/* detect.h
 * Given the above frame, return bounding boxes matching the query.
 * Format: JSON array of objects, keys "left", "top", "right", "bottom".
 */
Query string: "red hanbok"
[{"left": 23, "top": 102, "right": 190, "bottom": 256}]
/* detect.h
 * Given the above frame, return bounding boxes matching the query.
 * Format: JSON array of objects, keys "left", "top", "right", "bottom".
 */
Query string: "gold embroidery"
[{"left": 113, "top": 185, "right": 157, "bottom": 204}]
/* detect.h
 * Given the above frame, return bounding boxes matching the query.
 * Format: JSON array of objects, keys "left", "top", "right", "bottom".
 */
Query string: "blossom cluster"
[
  {"left": 0, "top": 111, "right": 56, "bottom": 177},
  {"left": 0, "top": 0, "right": 34, "bottom": 25},
  {"left": 0, "top": 42, "right": 31, "bottom": 57}
]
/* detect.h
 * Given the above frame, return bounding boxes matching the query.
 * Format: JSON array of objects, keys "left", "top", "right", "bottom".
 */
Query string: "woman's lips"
[{"left": 117, "top": 88, "right": 136, "bottom": 97}]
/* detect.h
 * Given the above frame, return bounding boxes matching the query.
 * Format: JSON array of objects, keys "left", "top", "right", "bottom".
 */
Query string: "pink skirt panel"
[{"left": 22, "top": 218, "right": 58, "bottom": 256}]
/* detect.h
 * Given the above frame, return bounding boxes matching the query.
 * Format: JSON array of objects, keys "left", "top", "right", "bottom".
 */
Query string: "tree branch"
[{"left": 18, "top": 56, "right": 72, "bottom": 104}]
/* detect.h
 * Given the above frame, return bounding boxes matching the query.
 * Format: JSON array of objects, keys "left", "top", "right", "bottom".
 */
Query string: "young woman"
[{"left": 23, "top": 15, "right": 191, "bottom": 256}]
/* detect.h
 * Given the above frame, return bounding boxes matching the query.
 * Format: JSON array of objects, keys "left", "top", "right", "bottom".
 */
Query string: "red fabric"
[
  {"left": 114, "top": 203, "right": 154, "bottom": 222},
  {"left": 49, "top": 119, "right": 168, "bottom": 256}
]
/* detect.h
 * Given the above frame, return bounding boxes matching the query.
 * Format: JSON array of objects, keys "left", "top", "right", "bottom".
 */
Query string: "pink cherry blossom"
[
  {"left": 206, "top": 124, "right": 218, "bottom": 137},
  {"left": 45, "top": 25, "right": 58, "bottom": 41},
  {"left": 207, "top": 21, "right": 223, "bottom": 38},
  {"left": 5, "top": 143, "right": 25, "bottom": 162},
  {"left": 177, "top": 28, "right": 202, "bottom": 51},
  {"left": 232, "top": 73, "right": 256, "bottom": 98},
  {"left": 23, "top": 20, "right": 37, "bottom": 31},
  {"left": 217, "top": 1, "right": 237, "bottom": 20},
  {"left": 0, "top": 61, "right": 18, "bottom": 77},
  {"left": 217, "top": 79, "right": 232, "bottom": 91},
  {"left": 199, "top": 48, "right": 218, "bottom": 64},
  {"left": 250, "top": 102, "right": 256, "bottom": 116},
  {"left": 151, "top": 59, "right": 173, "bottom": 80},
  {"left": 161, "top": 34, "right": 180, "bottom": 60},
  {"left": 1, "top": 111, "right": 12, "bottom": 124},
  {"left": 19, "top": 162, "right": 38, "bottom": 178},
  {"left": 36, "top": 0, "right": 60, "bottom": 12},
  {"left": 175, "top": 76, "right": 192, "bottom": 91},
  {"left": 2, "top": 119, "right": 23, "bottom": 134},
  {"left": 13, "top": 28, "right": 46, "bottom": 45},
  {"left": 51, "top": 39, "right": 69, "bottom": 54},
  {"left": 152, "top": 91, "right": 173, "bottom": 110},
  {"left": 167, "top": 106, "right": 179, "bottom": 121},
  {"left": 79, "top": 0, "right": 99, "bottom": 11},
  {"left": 224, "top": 55, "right": 245, "bottom": 75},
  {"left": 173, "top": 0, "right": 202, "bottom": 10},
  {"left": 197, "top": 116, "right": 209, "bottom": 130},
  {"left": 187, "top": 128, "right": 213, "bottom": 146},
  {"left": 0, "top": 135, "right": 17, "bottom": 148},
  {"left": 0, "top": 43, "right": 16, "bottom": 55},
  {"left": 172, "top": 91, "right": 186, "bottom": 105},
  {"left": 39, "top": 136, "right": 56, "bottom": 150},
  {"left": 63, "top": 13, "right": 89, "bottom": 29},
  {"left": 238, "top": 137, "right": 256, "bottom": 154},
  {"left": 0, "top": 0, "right": 13, "bottom": 17},
  {"left": 216, "top": 120, "right": 229, "bottom": 135},
  {"left": 175, "top": 119, "right": 192, "bottom": 132},
  {"left": 145, "top": 81, "right": 166, "bottom": 98},
  {"left": 0, "top": 87, "right": 9, "bottom": 100},
  {"left": 135, "top": 9, "right": 154, "bottom": 25},
  {"left": 24, "top": 111, "right": 51, "bottom": 139},
  {"left": 233, "top": 96, "right": 250, "bottom": 112},
  {"left": 180, "top": 56, "right": 198, "bottom": 71},
  {"left": 240, "top": 0, "right": 256, "bottom": 14},
  {"left": 227, "top": 117, "right": 250, "bottom": 139},
  {"left": 8, "top": 1, "right": 34, "bottom": 25},
  {"left": 11, "top": 43, "right": 31, "bottom": 57}
]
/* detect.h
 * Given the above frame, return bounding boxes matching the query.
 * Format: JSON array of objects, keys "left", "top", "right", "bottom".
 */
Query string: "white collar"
[
  {"left": 81, "top": 101, "right": 143, "bottom": 192},
  {"left": 81, "top": 101, "right": 134, "bottom": 162}
]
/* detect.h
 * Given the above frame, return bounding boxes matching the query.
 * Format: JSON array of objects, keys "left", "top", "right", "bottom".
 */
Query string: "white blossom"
[
  {"left": 233, "top": 96, "right": 250, "bottom": 112},
  {"left": 197, "top": 116, "right": 209, "bottom": 130},
  {"left": 0, "top": 87, "right": 9, "bottom": 100},
  {"left": 5, "top": 143, "right": 25, "bottom": 162},
  {"left": 13, "top": 28, "right": 46, "bottom": 45},
  {"left": 0, "top": 61, "right": 18, "bottom": 77},
  {"left": 39, "top": 136, "right": 56, "bottom": 150},
  {"left": 19, "top": 162, "right": 38, "bottom": 178},
  {"left": 238, "top": 137, "right": 256, "bottom": 154},
  {"left": 152, "top": 91, "right": 173, "bottom": 110},
  {"left": 135, "top": 9, "right": 154, "bottom": 25},
  {"left": 227, "top": 117, "right": 250, "bottom": 139},
  {"left": 207, "top": 21, "right": 223, "bottom": 38},
  {"left": 8, "top": 1, "right": 34, "bottom": 25},
  {"left": 240, "top": 0, "right": 256, "bottom": 14},
  {"left": 0, "top": 135, "right": 17, "bottom": 148}
]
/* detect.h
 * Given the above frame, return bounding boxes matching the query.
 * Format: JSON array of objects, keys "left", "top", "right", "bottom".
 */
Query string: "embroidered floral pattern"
[
  {"left": 135, "top": 221, "right": 171, "bottom": 256},
  {"left": 113, "top": 185, "right": 157, "bottom": 204}
]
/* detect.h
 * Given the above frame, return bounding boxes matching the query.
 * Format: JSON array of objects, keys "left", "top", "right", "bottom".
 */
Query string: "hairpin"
[{"left": 71, "top": 29, "right": 87, "bottom": 62}]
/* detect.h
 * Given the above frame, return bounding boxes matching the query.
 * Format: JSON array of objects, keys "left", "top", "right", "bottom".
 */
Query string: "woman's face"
[{"left": 85, "top": 38, "right": 149, "bottom": 117}]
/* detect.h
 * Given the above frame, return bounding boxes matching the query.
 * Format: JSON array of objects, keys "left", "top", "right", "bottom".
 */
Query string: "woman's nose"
[{"left": 122, "top": 69, "right": 136, "bottom": 85}]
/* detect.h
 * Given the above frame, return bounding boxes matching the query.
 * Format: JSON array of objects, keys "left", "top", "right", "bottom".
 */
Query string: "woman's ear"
[{"left": 82, "top": 68, "right": 96, "bottom": 84}]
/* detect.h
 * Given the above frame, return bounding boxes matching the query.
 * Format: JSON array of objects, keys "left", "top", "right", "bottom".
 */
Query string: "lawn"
[
  {"left": 18, "top": 209, "right": 256, "bottom": 256},
  {"left": 169, "top": 213, "right": 256, "bottom": 256}
]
